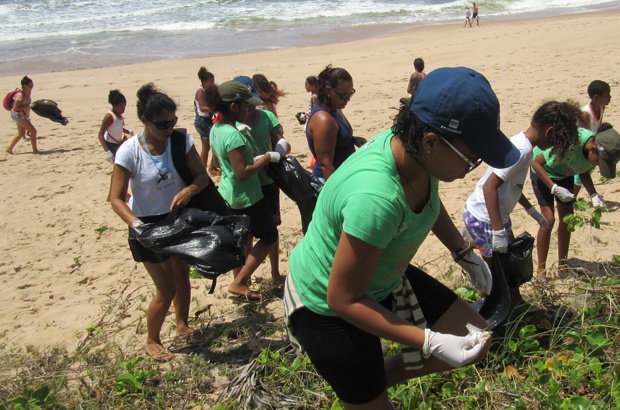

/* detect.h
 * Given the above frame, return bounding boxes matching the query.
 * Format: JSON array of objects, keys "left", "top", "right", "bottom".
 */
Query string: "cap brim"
[
  {"left": 598, "top": 153, "right": 617, "bottom": 179},
  {"left": 470, "top": 130, "right": 521, "bottom": 169},
  {"left": 247, "top": 96, "right": 263, "bottom": 106}
]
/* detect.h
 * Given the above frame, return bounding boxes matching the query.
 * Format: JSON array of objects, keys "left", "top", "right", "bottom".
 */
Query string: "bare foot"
[
  {"left": 145, "top": 343, "right": 174, "bottom": 362},
  {"left": 176, "top": 326, "right": 195, "bottom": 337},
  {"left": 32, "top": 150, "right": 40, "bottom": 154},
  {"left": 6, "top": 149, "right": 13, "bottom": 155},
  {"left": 271, "top": 273, "right": 286, "bottom": 285}
]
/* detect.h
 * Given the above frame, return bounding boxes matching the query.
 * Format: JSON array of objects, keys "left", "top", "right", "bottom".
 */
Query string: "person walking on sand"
[
  {"left": 472, "top": 3, "right": 479, "bottom": 26},
  {"left": 7, "top": 76, "right": 39, "bottom": 154},
  {"left": 464, "top": 7, "right": 472, "bottom": 28},
  {"left": 110, "top": 83, "right": 214, "bottom": 362},
  {"left": 194, "top": 66, "right": 221, "bottom": 176},
  {"left": 98, "top": 89, "right": 131, "bottom": 163}
]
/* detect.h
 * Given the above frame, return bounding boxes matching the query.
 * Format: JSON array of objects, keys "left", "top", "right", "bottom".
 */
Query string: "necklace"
[
  {"left": 140, "top": 131, "right": 170, "bottom": 182},
  {"left": 396, "top": 165, "right": 435, "bottom": 213}
]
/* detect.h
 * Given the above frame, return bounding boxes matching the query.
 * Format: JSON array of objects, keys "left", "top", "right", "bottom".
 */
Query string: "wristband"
[{"left": 451, "top": 244, "right": 471, "bottom": 263}]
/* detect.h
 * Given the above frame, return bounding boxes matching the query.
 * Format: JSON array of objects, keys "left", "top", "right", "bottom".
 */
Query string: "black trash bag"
[
  {"left": 470, "top": 232, "right": 534, "bottom": 329},
  {"left": 266, "top": 156, "right": 324, "bottom": 234},
  {"left": 134, "top": 208, "right": 250, "bottom": 290},
  {"left": 30, "top": 99, "right": 69, "bottom": 126}
]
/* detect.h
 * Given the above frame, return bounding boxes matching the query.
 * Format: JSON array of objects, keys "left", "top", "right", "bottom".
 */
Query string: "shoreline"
[{"left": 2, "top": 4, "right": 620, "bottom": 77}]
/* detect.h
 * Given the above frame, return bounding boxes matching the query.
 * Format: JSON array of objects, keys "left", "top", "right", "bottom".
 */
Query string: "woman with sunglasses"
[
  {"left": 206, "top": 80, "right": 284, "bottom": 302},
  {"left": 109, "top": 83, "right": 212, "bottom": 362},
  {"left": 284, "top": 67, "right": 520, "bottom": 409},
  {"left": 306, "top": 65, "right": 365, "bottom": 181}
]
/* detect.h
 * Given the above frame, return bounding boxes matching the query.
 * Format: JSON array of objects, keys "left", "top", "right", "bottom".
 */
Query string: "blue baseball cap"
[
  {"left": 233, "top": 75, "right": 261, "bottom": 100},
  {"left": 410, "top": 67, "right": 519, "bottom": 169}
]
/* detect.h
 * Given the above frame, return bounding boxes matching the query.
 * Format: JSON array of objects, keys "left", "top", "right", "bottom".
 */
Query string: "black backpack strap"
[{"left": 170, "top": 128, "right": 193, "bottom": 186}]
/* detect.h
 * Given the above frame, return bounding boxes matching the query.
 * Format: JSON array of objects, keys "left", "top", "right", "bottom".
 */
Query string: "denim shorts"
[
  {"left": 194, "top": 113, "right": 213, "bottom": 139},
  {"left": 10, "top": 111, "right": 27, "bottom": 124}
]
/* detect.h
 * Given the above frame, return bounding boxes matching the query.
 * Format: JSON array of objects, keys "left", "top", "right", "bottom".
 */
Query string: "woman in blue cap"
[{"left": 284, "top": 67, "right": 520, "bottom": 409}]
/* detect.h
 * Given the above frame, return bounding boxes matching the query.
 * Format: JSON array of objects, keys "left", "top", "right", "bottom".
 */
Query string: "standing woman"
[
  {"left": 284, "top": 67, "right": 520, "bottom": 409},
  {"left": 194, "top": 66, "right": 220, "bottom": 175},
  {"left": 98, "top": 89, "right": 131, "bottom": 163},
  {"left": 306, "top": 65, "right": 364, "bottom": 181},
  {"left": 406, "top": 58, "right": 426, "bottom": 97},
  {"left": 206, "top": 81, "right": 282, "bottom": 302},
  {"left": 110, "top": 83, "right": 210, "bottom": 361},
  {"left": 252, "top": 73, "right": 285, "bottom": 118},
  {"left": 7, "top": 76, "right": 38, "bottom": 154}
]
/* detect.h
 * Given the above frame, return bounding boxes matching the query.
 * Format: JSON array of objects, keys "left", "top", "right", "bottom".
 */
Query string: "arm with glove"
[{"left": 432, "top": 201, "right": 492, "bottom": 296}]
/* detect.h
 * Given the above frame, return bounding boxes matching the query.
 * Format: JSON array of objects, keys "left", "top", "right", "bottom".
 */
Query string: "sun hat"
[
  {"left": 409, "top": 66, "right": 519, "bottom": 169},
  {"left": 595, "top": 127, "right": 620, "bottom": 179},
  {"left": 219, "top": 80, "right": 262, "bottom": 106},
  {"left": 233, "top": 76, "right": 261, "bottom": 100}
]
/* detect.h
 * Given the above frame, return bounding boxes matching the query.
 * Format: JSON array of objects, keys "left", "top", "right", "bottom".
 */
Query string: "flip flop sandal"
[
  {"left": 146, "top": 347, "right": 175, "bottom": 362},
  {"left": 531, "top": 278, "right": 550, "bottom": 285},
  {"left": 228, "top": 289, "right": 262, "bottom": 303}
]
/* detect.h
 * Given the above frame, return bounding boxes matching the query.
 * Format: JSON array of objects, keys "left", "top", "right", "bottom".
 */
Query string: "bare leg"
[
  {"left": 536, "top": 205, "right": 555, "bottom": 280},
  {"left": 200, "top": 137, "right": 210, "bottom": 168},
  {"left": 269, "top": 237, "right": 285, "bottom": 284},
  {"left": 7, "top": 122, "right": 26, "bottom": 154},
  {"left": 170, "top": 257, "right": 194, "bottom": 336},
  {"left": 143, "top": 259, "right": 179, "bottom": 360},
  {"left": 228, "top": 239, "right": 273, "bottom": 297},
  {"left": 22, "top": 119, "right": 38, "bottom": 153},
  {"left": 555, "top": 201, "right": 574, "bottom": 271}
]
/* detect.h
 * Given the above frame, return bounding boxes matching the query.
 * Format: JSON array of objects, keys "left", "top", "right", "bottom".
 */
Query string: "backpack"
[{"left": 3, "top": 89, "right": 22, "bottom": 111}]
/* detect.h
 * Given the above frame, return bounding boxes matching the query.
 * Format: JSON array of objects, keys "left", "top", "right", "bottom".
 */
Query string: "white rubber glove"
[
  {"left": 491, "top": 229, "right": 509, "bottom": 254},
  {"left": 237, "top": 124, "right": 252, "bottom": 136},
  {"left": 456, "top": 249, "right": 492, "bottom": 296},
  {"left": 551, "top": 184, "right": 574, "bottom": 202},
  {"left": 253, "top": 154, "right": 265, "bottom": 163},
  {"left": 422, "top": 325, "right": 491, "bottom": 367},
  {"left": 267, "top": 151, "right": 281, "bottom": 163},
  {"left": 526, "top": 206, "right": 549, "bottom": 229},
  {"left": 104, "top": 150, "right": 115, "bottom": 163},
  {"left": 590, "top": 194, "right": 605, "bottom": 209},
  {"left": 275, "top": 138, "right": 289, "bottom": 157}
]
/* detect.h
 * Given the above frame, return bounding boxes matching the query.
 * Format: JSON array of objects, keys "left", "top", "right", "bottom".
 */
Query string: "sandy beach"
[{"left": 0, "top": 9, "right": 619, "bottom": 354}]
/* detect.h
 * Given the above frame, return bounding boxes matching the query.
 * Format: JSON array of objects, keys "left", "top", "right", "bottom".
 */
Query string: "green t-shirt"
[
  {"left": 532, "top": 127, "right": 596, "bottom": 180},
  {"left": 237, "top": 109, "right": 280, "bottom": 186},
  {"left": 209, "top": 122, "right": 263, "bottom": 209},
  {"left": 289, "top": 129, "right": 440, "bottom": 316}
]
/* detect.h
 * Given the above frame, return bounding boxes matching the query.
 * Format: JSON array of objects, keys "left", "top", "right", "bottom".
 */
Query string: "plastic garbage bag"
[
  {"left": 266, "top": 156, "right": 324, "bottom": 234},
  {"left": 134, "top": 208, "right": 250, "bottom": 281},
  {"left": 30, "top": 99, "right": 69, "bottom": 125},
  {"left": 470, "top": 232, "right": 534, "bottom": 329}
]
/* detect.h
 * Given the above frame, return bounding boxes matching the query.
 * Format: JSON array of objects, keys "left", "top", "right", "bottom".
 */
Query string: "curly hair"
[
  {"left": 108, "top": 89, "right": 126, "bottom": 106},
  {"left": 531, "top": 100, "right": 581, "bottom": 161},
  {"left": 316, "top": 65, "right": 353, "bottom": 111},
  {"left": 252, "top": 74, "right": 285, "bottom": 104},
  {"left": 391, "top": 99, "right": 439, "bottom": 161}
]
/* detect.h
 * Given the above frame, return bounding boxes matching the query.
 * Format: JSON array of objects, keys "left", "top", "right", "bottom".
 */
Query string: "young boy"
[{"left": 574, "top": 80, "right": 612, "bottom": 196}]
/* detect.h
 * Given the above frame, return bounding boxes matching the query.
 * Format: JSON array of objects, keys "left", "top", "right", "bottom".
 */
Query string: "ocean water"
[{"left": 2, "top": 0, "right": 620, "bottom": 75}]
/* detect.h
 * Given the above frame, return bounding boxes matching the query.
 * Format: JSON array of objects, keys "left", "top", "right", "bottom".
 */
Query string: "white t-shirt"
[
  {"left": 465, "top": 132, "right": 533, "bottom": 224},
  {"left": 115, "top": 133, "right": 193, "bottom": 217}
]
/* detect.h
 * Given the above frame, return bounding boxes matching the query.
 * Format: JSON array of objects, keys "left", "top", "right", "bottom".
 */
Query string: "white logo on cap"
[{"left": 449, "top": 119, "right": 459, "bottom": 129}]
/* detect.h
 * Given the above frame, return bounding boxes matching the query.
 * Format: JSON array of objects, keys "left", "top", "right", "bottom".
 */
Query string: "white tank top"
[
  {"left": 582, "top": 103, "right": 604, "bottom": 133},
  {"left": 104, "top": 111, "right": 124, "bottom": 143}
]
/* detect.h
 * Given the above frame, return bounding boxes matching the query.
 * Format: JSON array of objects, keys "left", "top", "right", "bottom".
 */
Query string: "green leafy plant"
[
  {"left": 189, "top": 268, "right": 202, "bottom": 279},
  {"left": 1, "top": 385, "right": 56, "bottom": 409},
  {"left": 94, "top": 225, "right": 109, "bottom": 238},
  {"left": 563, "top": 199, "right": 606, "bottom": 232},
  {"left": 613, "top": 255, "right": 620, "bottom": 265},
  {"left": 113, "top": 357, "right": 155, "bottom": 397}
]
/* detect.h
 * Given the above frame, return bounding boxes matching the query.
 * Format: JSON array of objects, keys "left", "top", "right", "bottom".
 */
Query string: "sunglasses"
[
  {"left": 439, "top": 136, "right": 482, "bottom": 172},
  {"left": 331, "top": 87, "right": 356, "bottom": 101},
  {"left": 152, "top": 116, "right": 178, "bottom": 130}
]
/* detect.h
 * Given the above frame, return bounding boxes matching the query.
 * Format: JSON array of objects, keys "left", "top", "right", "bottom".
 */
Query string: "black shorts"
[
  {"left": 229, "top": 197, "right": 278, "bottom": 244},
  {"left": 289, "top": 264, "right": 458, "bottom": 404},
  {"left": 127, "top": 213, "right": 171, "bottom": 263},
  {"left": 530, "top": 170, "right": 574, "bottom": 207},
  {"left": 261, "top": 182, "right": 281, "bottom": 225},
  {"left": 106, "top": 141, "right": 121, "bottom": 156}
]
